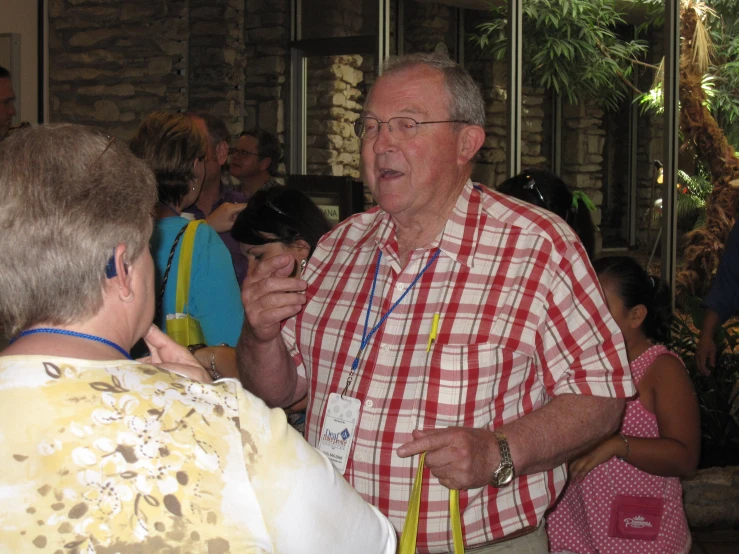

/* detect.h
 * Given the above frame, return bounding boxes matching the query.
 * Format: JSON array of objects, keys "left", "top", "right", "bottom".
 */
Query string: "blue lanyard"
[
  {"left": 342, "top": 248, "right": 441, "bottom": 397},
  {"left": 12, "top": 327, "right": 133, "bottom": 360}
]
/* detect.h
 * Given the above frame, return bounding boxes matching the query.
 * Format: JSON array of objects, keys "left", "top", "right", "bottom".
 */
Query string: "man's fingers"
[
  {"left": 397, "top": 428, "right": 453, "bottom": 458},
  {"left": 252, "top": 254, "right": 296, "bottom": 280}
]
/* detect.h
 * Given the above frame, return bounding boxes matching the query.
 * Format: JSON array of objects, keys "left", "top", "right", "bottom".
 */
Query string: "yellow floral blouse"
[{"left": 0, "top": 356, "right": 396, "bottom": 553}]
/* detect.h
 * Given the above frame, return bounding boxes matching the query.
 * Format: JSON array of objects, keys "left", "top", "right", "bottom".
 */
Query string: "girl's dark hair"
[
  {"left": 230, "top": 187, "right": 332, "bottom": 256},
  {"left": 593, "top": 256, "right": 673, "bottom": 343},
  {"left": 497, "top": 169, "right": 596, "bottom": 259}
]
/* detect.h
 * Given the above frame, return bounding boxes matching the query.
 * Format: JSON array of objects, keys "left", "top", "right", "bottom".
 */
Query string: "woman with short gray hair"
[{"left": 0, "top": 123, "right": 397, "bottom": 554}]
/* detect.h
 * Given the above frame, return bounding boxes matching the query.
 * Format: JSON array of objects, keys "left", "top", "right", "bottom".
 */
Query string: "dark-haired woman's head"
[
  {"left": 231, "top": 187, "right": 332, "bottom": 275},
  {"left": 593, "top": 256, "right": 672, "bottom": 344},
  {"left": 497, "top": 169, "right": 596, "bottom": 259}
]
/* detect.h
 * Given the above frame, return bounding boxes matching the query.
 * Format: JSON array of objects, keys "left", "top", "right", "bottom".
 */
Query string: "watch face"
[{"left": 496, "top": 465, "right": 514, "bottom": 486}]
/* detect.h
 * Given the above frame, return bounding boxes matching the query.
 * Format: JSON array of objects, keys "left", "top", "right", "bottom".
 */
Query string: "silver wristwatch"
[{"left": 490, "top": 432, "right": 515, "bottom": 487}]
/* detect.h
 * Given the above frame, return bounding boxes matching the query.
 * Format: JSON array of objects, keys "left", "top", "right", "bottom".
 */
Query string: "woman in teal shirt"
[{"left": 131, "top": 112, "right": 243, "bottom": 346}]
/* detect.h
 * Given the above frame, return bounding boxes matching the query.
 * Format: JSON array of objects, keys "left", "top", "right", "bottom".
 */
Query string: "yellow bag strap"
[
  {"left": 174, "top": 220, "right": 204, "bottom": 314},
  {"left": 399, "top": 452, "right": 464, "bottom": 554}
]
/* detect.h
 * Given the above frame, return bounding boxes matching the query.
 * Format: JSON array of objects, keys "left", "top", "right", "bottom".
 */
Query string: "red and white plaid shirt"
[{"left": 283, "top": 181, "right": 633, "bottom": 553}]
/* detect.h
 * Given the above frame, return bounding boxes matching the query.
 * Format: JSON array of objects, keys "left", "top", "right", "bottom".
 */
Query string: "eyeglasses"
[
  {"left": 230, "top": 148, "right": 259, "bottom": 159},
  {"left": 521, "top": 174, "right": 546, "bottom": 206},
  {"left": 353, "top": 116, "right": 469, "bottom": 140}
]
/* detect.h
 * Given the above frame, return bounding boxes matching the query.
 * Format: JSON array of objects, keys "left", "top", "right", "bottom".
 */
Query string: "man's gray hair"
[
  {"left": 380, "top": 53, "right": 486, "bottom": 127},
  {"left": 191, "top": 112, "right": 229, "bottom": 150}
]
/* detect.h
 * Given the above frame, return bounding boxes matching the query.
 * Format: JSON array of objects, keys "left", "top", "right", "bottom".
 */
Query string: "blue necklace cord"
[
  {"left": 343, "top": 248, "right": 441, "bottom": 396},
  {"left": 12, "top": 328, "right": 133, "bottom": 360}
]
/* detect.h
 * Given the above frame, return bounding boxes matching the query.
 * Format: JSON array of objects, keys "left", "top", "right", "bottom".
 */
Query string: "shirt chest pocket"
[{"left": 420, "top": 342, "right": 533, "bottom": 429}]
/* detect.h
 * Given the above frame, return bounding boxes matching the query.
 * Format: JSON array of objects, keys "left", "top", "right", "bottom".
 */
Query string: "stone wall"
[
  {"left": 465, "top": 9, "right": 549, "bottom": 189},
  {"left": 403, "top": 1, "right": 452, "bottom": 55},
  {"left": 243, "top": 0, "right": 289, "bottom": 148},
  {"left": 188, "top": 0, "right": 246, "bottom": 139},
  {"left": 303, "top": 0, "right": 366, "bottom": 179},
  {"left": 48, "top": 0, "right": 189, "bottom": 140},
  {"left": 561, "top": 102, "right": 606, "bottom": 227},
  {"left": 306, "top": 56, "right": 364, "bottom": 179}
]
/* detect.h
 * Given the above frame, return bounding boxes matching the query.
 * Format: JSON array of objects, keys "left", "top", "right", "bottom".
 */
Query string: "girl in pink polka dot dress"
[{"left": 547, "top": 256, "right": 700, "bottom": 554}]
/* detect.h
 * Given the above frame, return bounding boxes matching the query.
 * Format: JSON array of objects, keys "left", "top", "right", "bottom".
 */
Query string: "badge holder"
[{"left": 318, "top": 392, "right": 361, "bottom": 474}]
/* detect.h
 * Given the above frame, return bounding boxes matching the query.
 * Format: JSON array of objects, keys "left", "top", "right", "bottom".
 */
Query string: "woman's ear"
[
  {"left": 108, "top": 244, "right": 134, "bottom": 302},
  {"left": 292, "top": 239, "right": 311, "bottom": 259}
]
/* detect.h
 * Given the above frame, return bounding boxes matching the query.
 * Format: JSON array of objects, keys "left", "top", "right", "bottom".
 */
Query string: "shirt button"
[
  {"left": 355, "top": 451, "right": 364, "bottom": 462},
  {"left": 396, "top": 283, "right": 405, "bottom": 291},
  {"left": 364, "top": 399, "right": 374, "bottom": 408},
  {"left": 381, "top": 344, "right": 390, "bottom": 352}
]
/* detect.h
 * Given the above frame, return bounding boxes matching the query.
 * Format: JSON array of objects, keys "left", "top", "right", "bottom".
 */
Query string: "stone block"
[
  {"left": 76, "top": 83, "right": 136, "bottom": 97},
  {"left": 48, "top": 0, "right": 64, "bottom": 17},
  {"left": 59, "top": 100, "right": 93, "bottom": 119},
  {"left": 521, "top": 155, "right": 546, "bottom": 167},
  {"left": 159, "top": 40, "right": 187, "bottom": 56},
  {"left": 307, "top": 148, "right": 337, "bottom": 164},
  {"left": 588, "top": 135, "right": 605, "bottom": 154},
  {"left": 93, "top": 100, "right": 120, "bottom": 122},
  {"left": 522, "top": 95, "right": 544, "bottom": 106},
  {"left": 148, "top": 57, "right": 173, "bottom": 74},
  {"left": 247, "top": 26, "right": 285, "bottom": 43},
  {"left": 248, "top": 55, "right": 286, "bottom": 76},
  {"left": 573, "top": 174, "right": 591, "bottom": 188},
  {"left": 55, "top": 49, "right": 126, "bottom": 66},
  {"left": 51, "top": 67, "right": 110, "bottom": 81},
  {"left": 523, "top": 118, "right": 543, "bottom": 133},
  {"left": 68, "top": 28, "right": 120, "bottom": 47},
  {"left": 584, "top": 189, "right": 603, "bottom": 205},
  {"left": 120, "top": 4, "right": 157, "bottom": 22},
  {"left": 54, "top": 6, "right": 121, "bottom": 29},
  {"left": 258, "top": 99, "right": 280, "bottom": 132},
  {"left": 137, "top": 83, "right": 167, "bottom": 96},
  {"left": 522, "top": 142, "right": 541, "bottom": 157},
  {"left": 261, "top": 12, "right": 286, "bottom": 26},
  {"left": 190, "top": 6, "right": 225, "bottom": 19}
]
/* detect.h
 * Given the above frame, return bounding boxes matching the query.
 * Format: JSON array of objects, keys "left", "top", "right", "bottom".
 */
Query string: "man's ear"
[
  {"left": 259, "top": 156, "right": 272, "bottom": 173},
  {"left": 215, "top": 141, "right": 229, "bottom": 166},
  {"left": 457, "top": 125, "right": 486, "bottom": 166},
  {"left": 628, "top": 304, "right": 648, "bottom": 329}
]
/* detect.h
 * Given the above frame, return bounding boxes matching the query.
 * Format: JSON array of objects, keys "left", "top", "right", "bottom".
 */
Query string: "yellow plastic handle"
[
  {"left": 399, "top": 452, "right": 463, "bottom": 554},
  {"left": 174, "top": 220, "right": 204, "bottom": 313}
]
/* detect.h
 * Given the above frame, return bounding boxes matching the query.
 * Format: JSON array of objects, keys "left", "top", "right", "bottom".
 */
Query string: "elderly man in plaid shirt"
[{"left": 237, "top": 53, "right": 634, "bottom": 554}]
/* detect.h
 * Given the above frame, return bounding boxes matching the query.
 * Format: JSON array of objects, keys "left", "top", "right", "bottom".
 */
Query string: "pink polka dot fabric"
[{"left": 547, "top": 345, "right": 692, "bottom": 554}]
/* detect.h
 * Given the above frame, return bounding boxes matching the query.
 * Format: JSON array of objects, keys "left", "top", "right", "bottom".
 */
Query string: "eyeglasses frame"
[{"left": 354, "top": 116, "right": 469, "bottom": 140}]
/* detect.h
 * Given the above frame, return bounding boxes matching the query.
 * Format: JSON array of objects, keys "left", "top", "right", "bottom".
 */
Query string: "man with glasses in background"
[
  {"left": 237, "top": 53, "right": 634, "bottom": 553},
  {"left": 229, "top": 128, "right": 281, "bottom": 200}
]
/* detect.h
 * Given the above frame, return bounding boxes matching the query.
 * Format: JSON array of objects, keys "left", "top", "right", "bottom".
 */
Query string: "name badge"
[{"left": 318, "top": 393, "right": 361, "bottom": 474}]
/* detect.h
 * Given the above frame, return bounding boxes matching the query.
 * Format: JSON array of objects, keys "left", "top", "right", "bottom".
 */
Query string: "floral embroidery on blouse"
[{"left": 0, "top": 357, "right": 268, "bottom": 553}]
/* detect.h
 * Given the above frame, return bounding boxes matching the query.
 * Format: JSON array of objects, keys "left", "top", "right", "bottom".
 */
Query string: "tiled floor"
[{"left": 690, "top": 530, "right": 739, "bottom": 554}]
